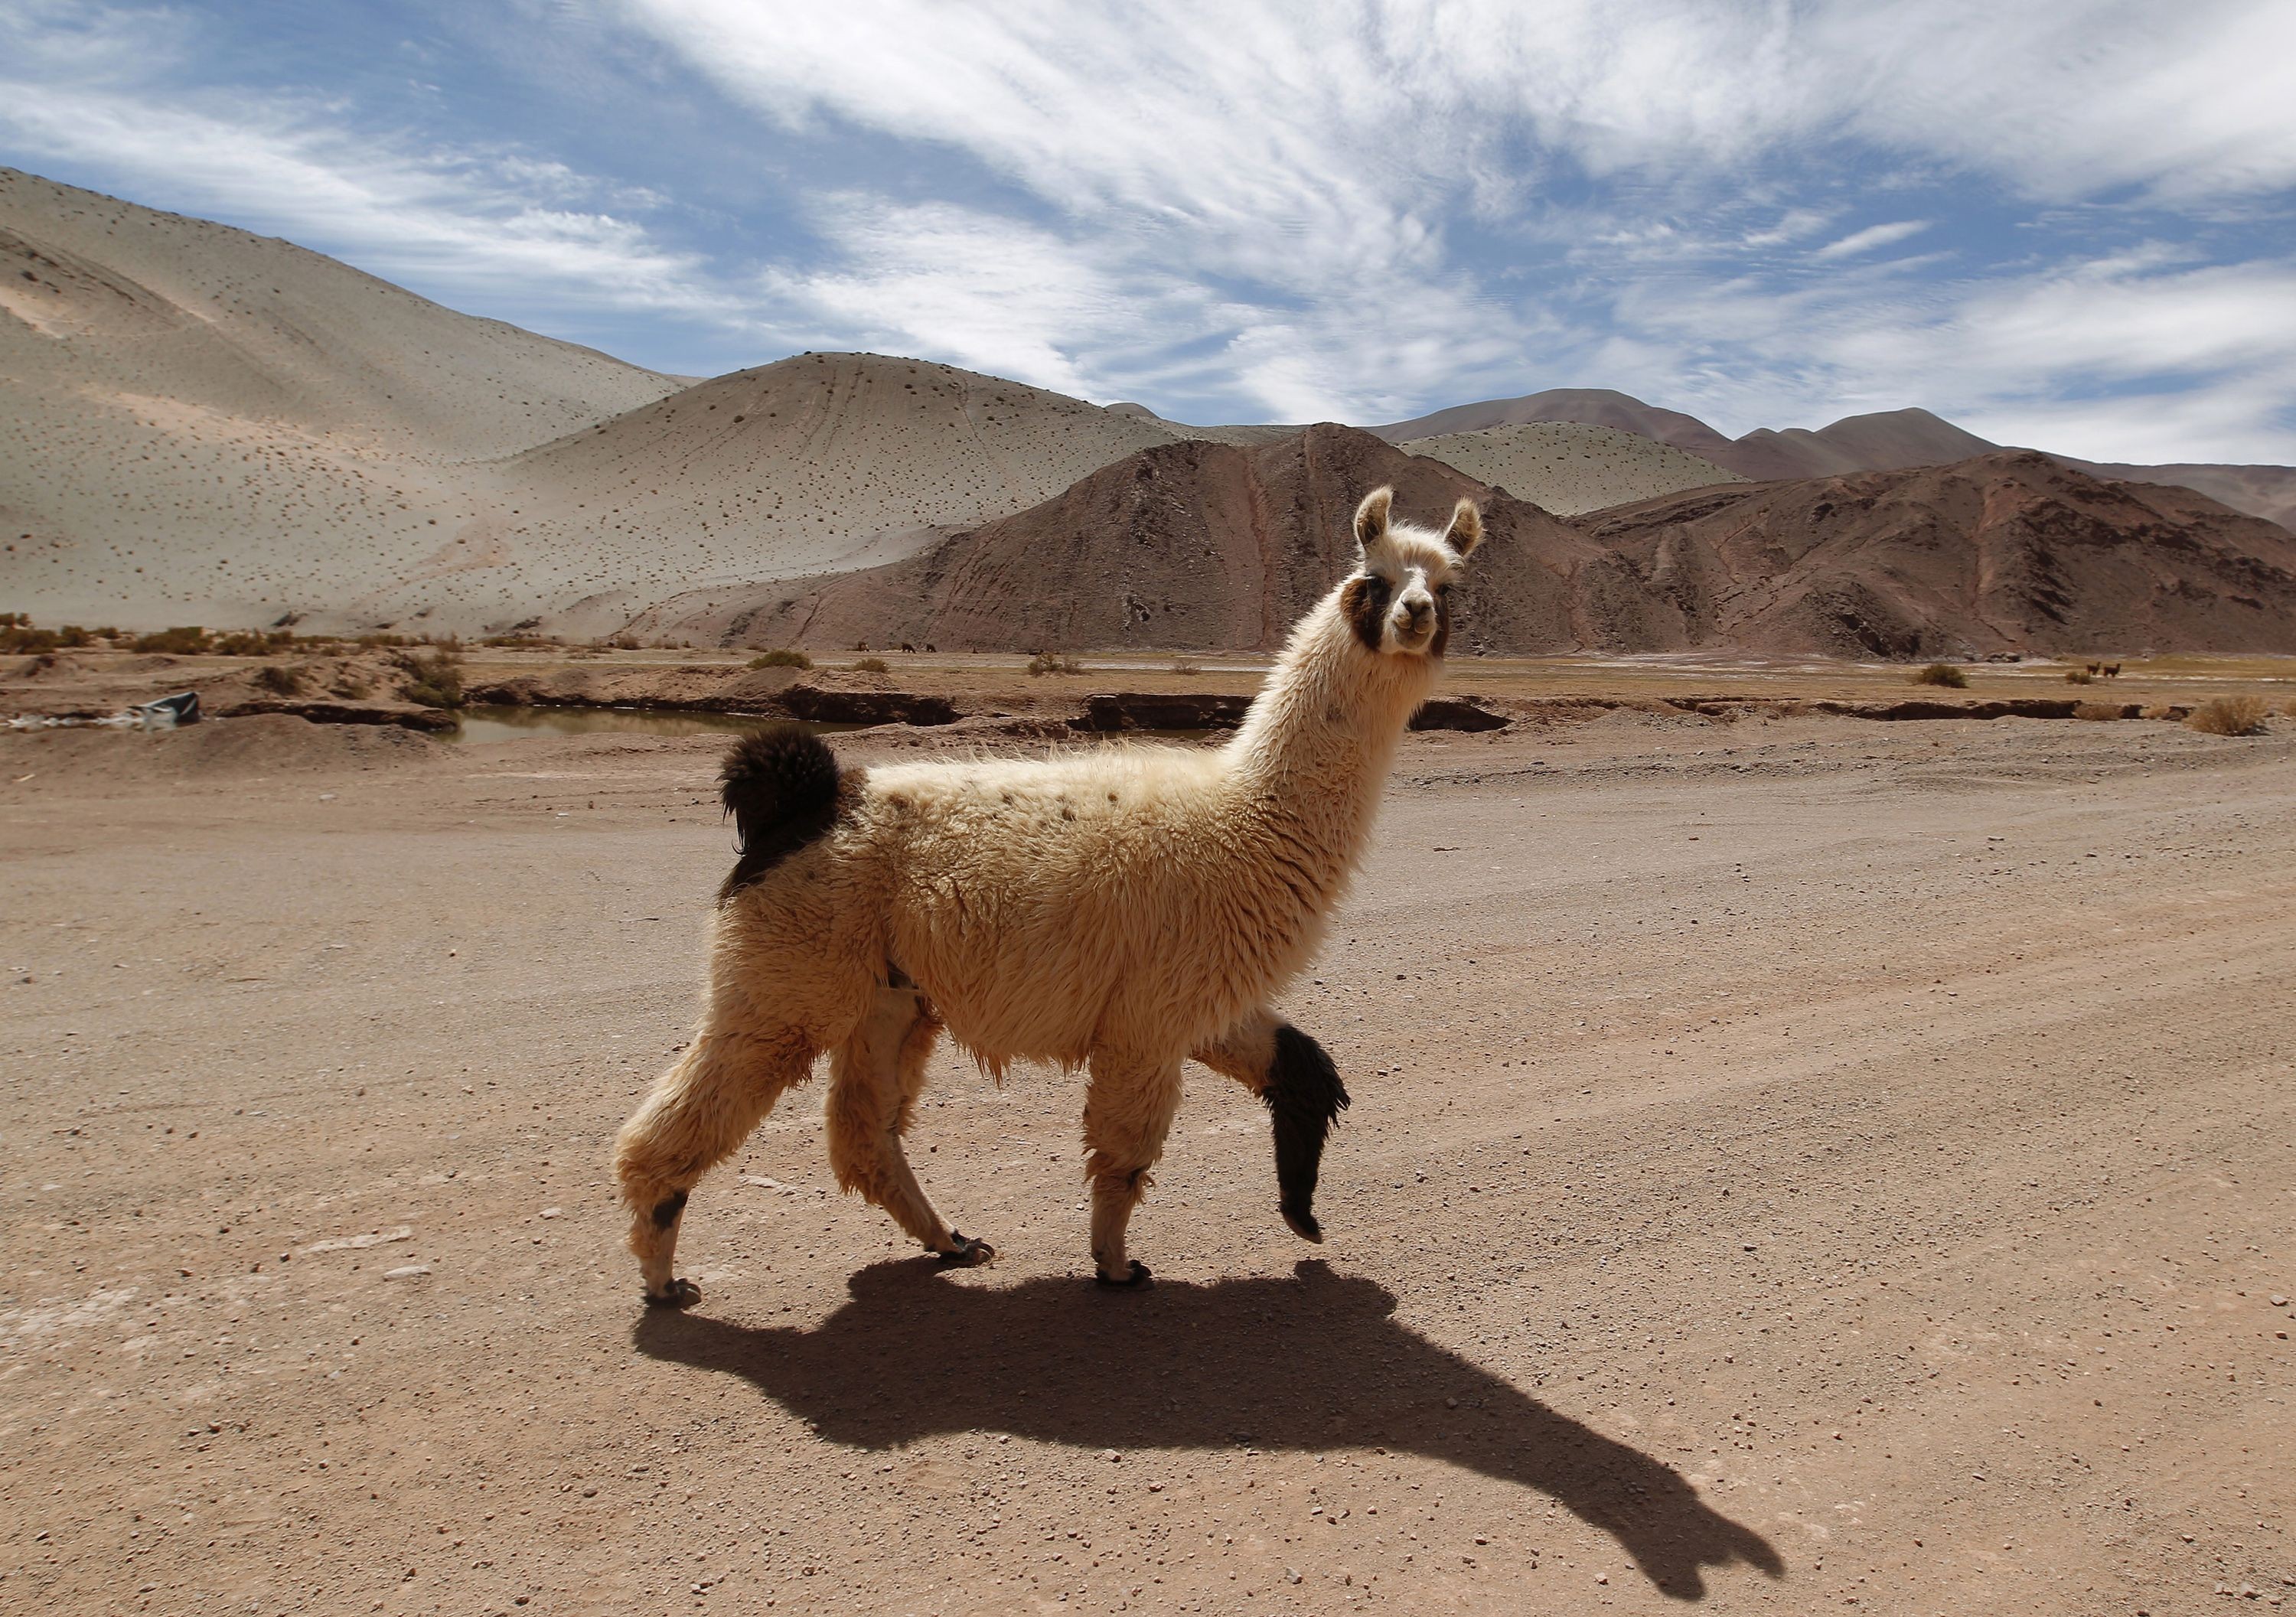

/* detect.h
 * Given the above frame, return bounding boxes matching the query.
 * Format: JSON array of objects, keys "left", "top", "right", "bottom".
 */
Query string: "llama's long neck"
[{"left": 1220, "top": 589, "right": 1434, "bottom": 889}]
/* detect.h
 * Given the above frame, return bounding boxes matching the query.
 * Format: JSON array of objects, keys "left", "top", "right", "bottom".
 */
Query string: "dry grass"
[
  {"left": 2063, "top": 668, "right": 2094, "bottom": 685},
  {"left": 1170, "top": 659, "right": 1203, "bottom": 676},
  {"left": 1027, "top": 651, "right": 1086, "bottom": 676},
  {"left": 2072, "top": 701, "right": 2125, "bottom": 722},
  {"left": 250, "top": 663, "right": 305, "bottom": 696},
  {"left": 748, "top": 648, "right": 811, "bottom": 670},
  {"left": 2185, "top": 695, "right": 2270, "bottom": 737},
  {"left": 1911, "top": 663, "right": 1968, "bottom": 689},
  {"left": 850, "top": 657, "right": 891, "bottom": 674}
]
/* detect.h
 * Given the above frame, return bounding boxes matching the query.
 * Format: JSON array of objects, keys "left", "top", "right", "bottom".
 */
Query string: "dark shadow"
[{"left": 634, "top": 1259, "right": 1783, "bottom": 1600}]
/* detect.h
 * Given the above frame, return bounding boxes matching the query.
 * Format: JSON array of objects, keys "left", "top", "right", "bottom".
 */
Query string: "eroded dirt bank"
[{"left": 2, "top": 711, "right": 2291, "bottom": 1615}]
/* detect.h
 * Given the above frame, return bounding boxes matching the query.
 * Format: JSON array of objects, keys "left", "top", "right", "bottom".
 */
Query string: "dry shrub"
[
  {"left": 1911, "top": 662, "right": 1967, "bottom": 688},
  {"left": 2072, "top": 700, "right": 2123, "bottom": 722},
  {"left": 132, "top": 625, "right": 211, "bottom": 654},
  {"left": 2184, "top": 695, "right": 2269, "bottom": 737},
  {"left": 2063, "top": 668, "right": 2094, "bottom": 685},
  {"left": 850, "top": 656, "right": 891, "bottom": 673},
  {"left": 251, "top": 663, "right": 305, "bottom": 696},
  {"left": 1170, "top": 659, "right": 1203, "bottom": 676},
  {"left": 1027, "top": 651, "right": 1085, "bottom": 676},
  {"left": 396, "top": 647, "right": 465, "bottom": 709},
  {"left": 2140, "top": 703, "right": 2180, "bottom": 721},
  {"left": 748, "top": 648, "right": 811, "bottom": 670}
]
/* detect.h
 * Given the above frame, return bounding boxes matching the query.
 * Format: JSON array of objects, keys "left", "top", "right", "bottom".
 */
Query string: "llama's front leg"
[
  {"left": 1192, "top": 1009, "right": 1351, "bottom": 1243},
  {"left": 826, "top": 983, "right": 991, "bottom": 1265},
  {"left": 614, "top": 1024, "right": 817, "bottom": 1308},
  {"left": 1081, "top": 1051, "right": 1184, "bottom": 1287}
]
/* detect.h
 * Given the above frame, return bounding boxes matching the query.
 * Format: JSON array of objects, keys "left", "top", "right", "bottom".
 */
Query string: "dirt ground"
[{"left": 2, "top": 704, "right": 2291, "bottom": 1615}]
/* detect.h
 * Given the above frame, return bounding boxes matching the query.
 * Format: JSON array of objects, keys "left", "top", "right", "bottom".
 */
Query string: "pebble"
[
  {"left": 2272, "top": 1295, "right": 2288, "bottom": 1307},
  {"left": 383, "top": 1264, "right": 431, "bottom": 1280}
]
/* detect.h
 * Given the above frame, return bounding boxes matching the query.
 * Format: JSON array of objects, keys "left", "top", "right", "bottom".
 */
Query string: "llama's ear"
[
  {"left": 1353, "top": 486, "right": 1394, "bottom": 558},
  {"left": 1444, "top": 498, "right": 1483, "bottom": 558}
]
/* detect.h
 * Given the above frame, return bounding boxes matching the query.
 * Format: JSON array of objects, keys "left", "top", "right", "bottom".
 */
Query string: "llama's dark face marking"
[
  {"left": 1346, "top": 487, "right": 1482, "bottom": 660},
  {"left": 1341, "top": 573, "right": 1392, "bottom": 652}
]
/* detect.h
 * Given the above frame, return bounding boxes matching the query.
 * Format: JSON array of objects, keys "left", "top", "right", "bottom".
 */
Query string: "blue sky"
[{"left": 4, "top": 0, "right": 2294, "bottom": 462}]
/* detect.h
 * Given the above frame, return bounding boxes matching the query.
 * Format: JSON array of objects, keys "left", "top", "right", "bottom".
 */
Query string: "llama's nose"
[{"left": 1401, "top": 595, "right": 1433, "bottom": 629}]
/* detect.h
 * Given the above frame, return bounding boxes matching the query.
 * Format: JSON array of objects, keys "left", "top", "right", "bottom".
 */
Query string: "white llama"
[{"left": 614, "top": 486, "right": 1484, "bottom": 1303}]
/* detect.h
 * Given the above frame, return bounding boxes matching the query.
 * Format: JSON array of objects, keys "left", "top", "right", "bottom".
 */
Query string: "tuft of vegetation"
[
  {"left": 748, "top": 648, "right": 812, "bottom": 670},
  {"left": 481, "top": 633, "right": 562, "bottom": 649},
  {"left": 1910, "top": 662, "right": 1967, "bottom": 689},
  {"left": 1, "top": 615, "right": 97, "bottom": 653},
  {"left": 396, "top": 647, "right": 465, "bottom": 709},
  {"left": 1027, "top": 651, "right": 1085, "bottom": 676},
  {"left": 251, "top": 663, "right": 305, "bottom": 696},
  {"left": 2072, "top": 700, "right": 2123, "bottom": 722},
  {"left": 132, "top": 626, "right": 212, "bottom": 655},
  {"left": 850, "top": 656, "right": 891, "bottom": 674},
  {"left": 1170, "top": 658, "right": 1203, "bottom": 676},
  {"left": 211, "top": 628, "right": 295, "bottom": 657},
  {"left": 605, "top": 635, "right": 642, "bottom": 651},
  {"left": 2063, "top": 668, "right": 2094, "bottom": 685},
  {"left": 2184, "top": 695, "right": 2269, "bottom": 737}
]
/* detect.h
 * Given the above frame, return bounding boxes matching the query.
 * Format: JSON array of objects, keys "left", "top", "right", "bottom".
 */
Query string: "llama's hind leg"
[
  {"left": 1081, "top": 1051, "right": 1185, "bottom": 1286},
  {"left": 1192, "top": 1008, "right": 1351, "bottom": 1243},
  {"left": 614, "top": 1025, "right": 816, "bottom": 1308},
  {"left": 826, "top": 983, "right": 990, "bottom": 1264}
]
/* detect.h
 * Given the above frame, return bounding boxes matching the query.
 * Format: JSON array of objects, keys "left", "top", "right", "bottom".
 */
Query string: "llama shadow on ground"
[{"left": 634, "top": 1258, "right": 1782, "bottom": 1600}]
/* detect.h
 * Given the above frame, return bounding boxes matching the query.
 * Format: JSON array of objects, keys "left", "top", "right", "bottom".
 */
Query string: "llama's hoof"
[
  {"left": 1094, "top": 1260, "right": 1153, "bottom": 1289},
  {"left": 643, "top": 1277, "right": 701, "bottom": 1309},
  {"left": 1281, "top": 1205, "right": 1325, "bottom": 1244},
  {"left": 935, "top": 1232, "right": 996, "bottom": 1267}
]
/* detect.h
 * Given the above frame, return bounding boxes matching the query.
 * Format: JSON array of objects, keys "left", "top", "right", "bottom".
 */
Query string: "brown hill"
[
  {"left": 1574, "top": 452, "right": 2296, "bottom": 657},
  {"left": 629, "top": 425, "right": 1681, "bottom": 654},
  {"left": 1724, "top": 407, "right": 2000, "bottom": 481}
]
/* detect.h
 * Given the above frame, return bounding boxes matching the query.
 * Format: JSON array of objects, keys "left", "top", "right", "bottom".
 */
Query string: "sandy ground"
[{"left": 2, "top": 708, "right": 2292, "bottom": 1615}]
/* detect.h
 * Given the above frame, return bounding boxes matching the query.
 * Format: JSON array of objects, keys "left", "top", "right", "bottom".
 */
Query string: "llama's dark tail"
[{"left": 716, "top": 723, "right": 848, "bottom": 905}]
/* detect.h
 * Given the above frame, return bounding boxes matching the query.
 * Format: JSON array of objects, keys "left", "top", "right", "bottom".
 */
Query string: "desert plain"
[{"left": 3, "top": 663, "right": 2292, "bottom": 1616}]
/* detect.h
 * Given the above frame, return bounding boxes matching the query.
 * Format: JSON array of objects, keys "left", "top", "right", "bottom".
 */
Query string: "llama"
[{"left": 613, "top": 487, "right": 1484, "bottom": 1304}]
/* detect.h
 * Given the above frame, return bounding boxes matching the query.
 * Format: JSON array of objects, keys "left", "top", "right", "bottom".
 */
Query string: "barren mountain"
[
  {"left": 1377, "top": 387, "right": 1740, "bottom": 461},
  {"left": 1397, "top": 421, "right": 1743, "bottom": 513},
  {"left": 2062, "top": 459, "right": 2296, "bottom": 533},
  {"left": 1575, "top": 451, "right": 2296, "bottom": 657},
  {"left": 1381, "top": 385, "right": 2296, "bottom": 532},
  {"left": 1724, "top": 406, "right": 1999, "bottom": 481},
  {"left": 0, "top": 168, "right": 683, "bottom": 633},
  {"left": 481, "top": 354, "right": 1189, "bottom": 635},
  {"left": 629, "top": 425, "right": 1680, "bottom": 654}
]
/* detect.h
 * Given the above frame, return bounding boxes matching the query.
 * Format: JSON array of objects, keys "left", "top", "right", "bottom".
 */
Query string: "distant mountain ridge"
[{"left": 1377, "top": 389, "right": 2296, "bottom": 530}]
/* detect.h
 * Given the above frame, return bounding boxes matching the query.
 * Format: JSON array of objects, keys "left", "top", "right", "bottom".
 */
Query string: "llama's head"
[{"left": 1339, "top": 487, "right": 1483, "bottom": 658}]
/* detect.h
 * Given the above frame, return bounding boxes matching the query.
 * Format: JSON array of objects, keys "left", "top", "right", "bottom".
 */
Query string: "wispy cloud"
[
  {"left": 1814, "top": 220, "right": 1932, "bottom": 259},
  {"left": 2, "top": 0, "right": 2292, "bottom": 458}
]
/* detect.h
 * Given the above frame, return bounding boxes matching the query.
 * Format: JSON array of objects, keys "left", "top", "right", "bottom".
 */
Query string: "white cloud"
[{"left": 1813, "top": 220, "right": 1931, "bottom": 259}]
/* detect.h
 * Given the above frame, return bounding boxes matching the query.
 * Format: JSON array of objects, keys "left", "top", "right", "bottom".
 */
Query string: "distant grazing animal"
[{"left": 613, "top": 487, "right": 1485, "bottom": 1304}]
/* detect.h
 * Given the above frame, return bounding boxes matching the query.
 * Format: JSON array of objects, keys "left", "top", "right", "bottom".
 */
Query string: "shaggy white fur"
[{"left": 614, "top": 486, "right": 1483, "bottom": 1303}]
